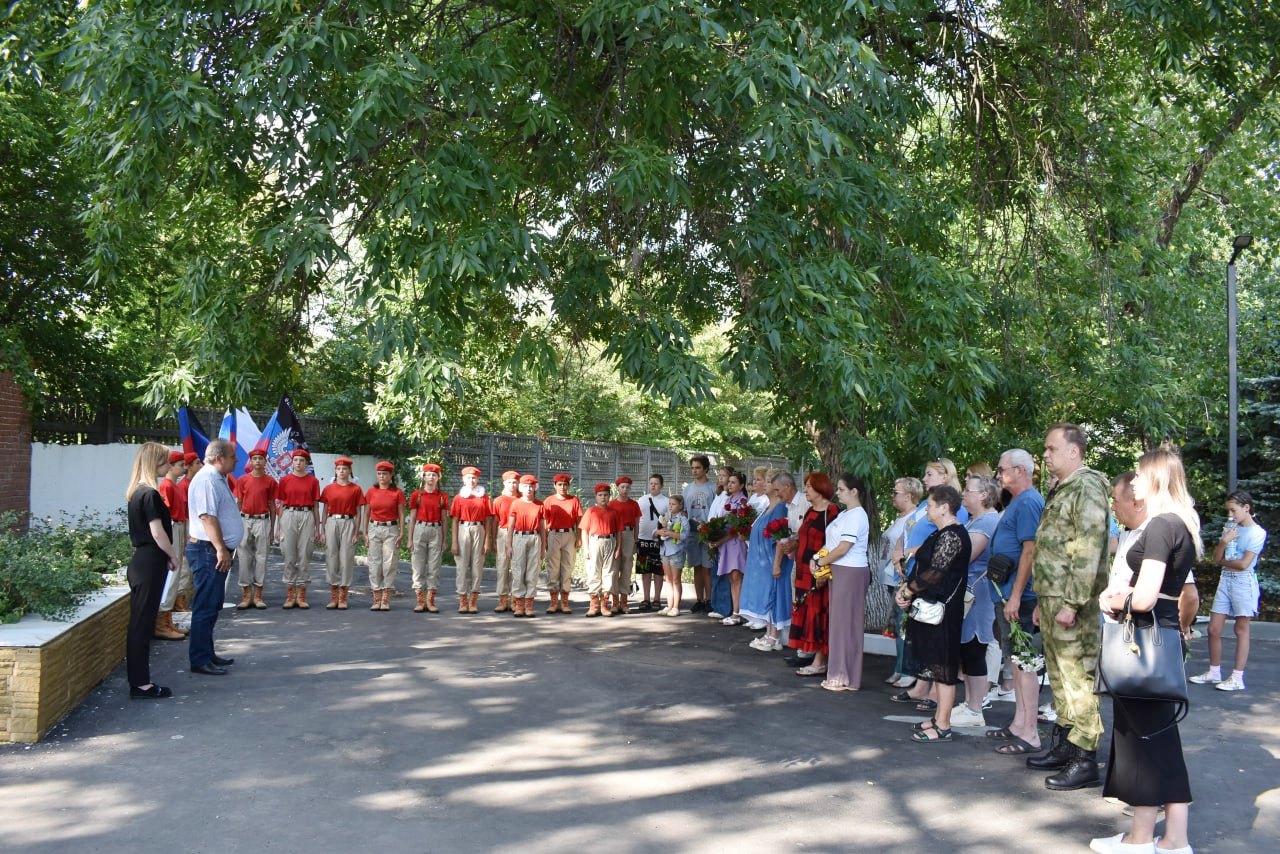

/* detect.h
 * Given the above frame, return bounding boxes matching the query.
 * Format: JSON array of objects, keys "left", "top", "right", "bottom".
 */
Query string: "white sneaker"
[
  {"left": 1152, "top": 837, "right": 1193, "bottom": 854},
  {"left": 894, "top": 674, "right": 917, "bottom": 688},
  {"left": 948, "top": 703, "right": 986, "bottom": 728},
  {"left": 1089, "top": 832, "right": 1155, "bottom": 853},
  {"left": 986, "top": 686, "right": 1016, "bottom": 703},
  {"left": 1188, "top": 670, "right": 1222, "bottom": 685},
  {"left": 1038, "top": 702, "right": 1058, "bottom": 723},
  {"left": 708, "top": 610, "right": 726, "bottom": 619},
  {"left": 1215, "top": 674, "right": 1246, "bottom": 691},
  {"left": 744, "top": 619, "right": 767, "bottom": 630}
]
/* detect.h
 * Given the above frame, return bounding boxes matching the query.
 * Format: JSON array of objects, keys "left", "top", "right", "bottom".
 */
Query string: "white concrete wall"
[{"left": 30, "top": 443, "right": 383, "bottom": 529}]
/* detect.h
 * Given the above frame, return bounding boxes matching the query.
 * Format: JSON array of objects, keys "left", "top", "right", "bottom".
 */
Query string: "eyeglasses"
[
  {"left": 995, "top": 465, "right": 1021, "bottom": 475},
  {"left": 962, "top": 488, "right": 984, "bottom": 494}
]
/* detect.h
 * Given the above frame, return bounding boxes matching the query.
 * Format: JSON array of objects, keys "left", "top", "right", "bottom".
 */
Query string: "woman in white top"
[
  {"left": 748, "top": 465, "right": 772, "bottom": 514},
  {"left": 813, "top": 473, "right": 876, "bottom": 692},
  {"left": 635, "top": 474, "right": 670, "bottom": 611}
]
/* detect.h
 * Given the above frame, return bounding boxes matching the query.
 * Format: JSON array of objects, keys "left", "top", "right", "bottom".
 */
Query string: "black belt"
[
  {"left": 460, "top": 521, "right": 484, "bottom": 526},
  {"left": 284, "top": 506, "right": 312, "bottom": 510},
  {"left": 621, "top": 526, "right": 634, "bottom": 531},
  {"left": 328, "top": 514, "right": 354, "bottom": 519},
  {"left": 590, "top": 533, "right": 615, "bottom": 540},
  {"left": 371, "top": 520, "right": 397, "bottom": 526},
  {"left": 242, "top": 513, "right": 269, "bottom": 519},
  {"left": 416, "top": 521, "right": 441, "bottom": 526},
  {"left": 514, "top": 530, "right": 538, "bottom": 536},
  {"left": 550, "top": 528, "right": 573, "bottom": 533}
]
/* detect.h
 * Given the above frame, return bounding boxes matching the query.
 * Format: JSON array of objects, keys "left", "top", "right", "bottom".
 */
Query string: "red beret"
[
  {"left": 553, "top": 473, "right": 571, "bottom": 483},
  {"left": 422, "top": 463, "right": 441, "bottom": 474},
  {"left": 594, "top": 482, "right": 612, "bottom": 494},
  {"left": 249, "top": 449, "right": 266, "bottom": 459},
  {"left": 168, "top": 450, "right": 185, "bottom": 464},
  {"left": 375, "top": 461, "right": 395, "bottom": 472},
  {"left": 614, "top": 476, "right": 632, "bottom": 485},
  {"left": 292, "top": 448, "right": 311, "bottom": 461},
  {"left": 461, "top": 466, "right": 481, "bottom": 477},
  {"left": 502, "top": 470, "right": 520, "bottom": 481},
  {"left": 334, "top": 456, "right": 353, "bottom": 467},
  {"left": 184, "top": 452, "right": 199, "bottom": 465},
  {"left": 519, "top": 474, "right": 538, "bottom": 485}
]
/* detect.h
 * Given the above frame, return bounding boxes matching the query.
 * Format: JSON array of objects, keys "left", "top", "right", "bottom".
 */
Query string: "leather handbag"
[
  {"left": 1096, "top": 595, "right": 1189, "bottom": 738},
  {"left": 908, "top": 576, "right": 965, "bottom": 626},
  {"left": 986, "top": 553, "right": 1016, "bottom": 586}
]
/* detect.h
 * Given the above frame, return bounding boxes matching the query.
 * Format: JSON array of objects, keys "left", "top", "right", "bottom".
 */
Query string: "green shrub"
[{"left": 0, "top": 512, "right": 129, "bottom": 624}]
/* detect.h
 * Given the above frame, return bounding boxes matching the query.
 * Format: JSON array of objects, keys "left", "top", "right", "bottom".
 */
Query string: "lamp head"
[{"left": 1230, "top": 233, "right": 1254, "bottom": 265}]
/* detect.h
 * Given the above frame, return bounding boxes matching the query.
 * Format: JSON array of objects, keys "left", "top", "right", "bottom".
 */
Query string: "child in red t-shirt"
[{"left": 580, "top": 483, "right": 620, "bottom": 617}]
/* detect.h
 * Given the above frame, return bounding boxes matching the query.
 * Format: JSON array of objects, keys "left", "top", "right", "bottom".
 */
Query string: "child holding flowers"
[{"left": 657, "top": 496, "right": 692, "bottom": 616}]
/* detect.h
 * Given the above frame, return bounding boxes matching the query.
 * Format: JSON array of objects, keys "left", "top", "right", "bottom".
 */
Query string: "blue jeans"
[
  {"left": 710, "top": 570, "right": 733, "bottom": 615},
  {"left": 185, "top": 540, "right": 226, "bottom": 667}
]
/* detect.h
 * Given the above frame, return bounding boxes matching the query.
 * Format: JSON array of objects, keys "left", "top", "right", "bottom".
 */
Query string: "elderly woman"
[
  {"left": 950, "top": 474, "right": 1001, "bottom": 728},
  {"left": 895, "top": 485, "right": 972, "bottom": 742},
  {"left": 789, "top": 473, "right": 840, "bottom": 676},
  {"left": 740, "top": 472, "right": 789, "bottom": 647}
]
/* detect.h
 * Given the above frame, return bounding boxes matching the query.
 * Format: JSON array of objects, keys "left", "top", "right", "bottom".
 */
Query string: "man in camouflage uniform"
[{"left": 1026, "top": 422, "right": 1112, "bottom": 791}]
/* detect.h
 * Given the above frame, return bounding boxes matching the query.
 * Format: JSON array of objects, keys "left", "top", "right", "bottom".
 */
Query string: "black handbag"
[
  {"left": 1095, "top": 595, "right": 1189, "bottom": 739},
  {"left": 986, "top": 553, "right": 1016, "bottom": 586}
]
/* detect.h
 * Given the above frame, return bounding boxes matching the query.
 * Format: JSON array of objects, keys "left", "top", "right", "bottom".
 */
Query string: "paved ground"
[{"left": 2, "top": 555, "right": 1277, "bottom": 853}]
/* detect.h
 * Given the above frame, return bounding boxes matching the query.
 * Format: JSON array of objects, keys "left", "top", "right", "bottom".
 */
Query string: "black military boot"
[
  {"left": 1026, "top": 724, "right": 1072, "bottom": 771},
  {"left": 1044, "top": 743, "right": 1101, "bottom": 790}
]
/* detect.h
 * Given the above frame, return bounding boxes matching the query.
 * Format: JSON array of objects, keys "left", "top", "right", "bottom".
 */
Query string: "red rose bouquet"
[
  {"left": 763, "top": 518, "right": 793, "bottom": 542},
  {"left": 726, "top": 504, "right": 757, "bottom": 538}
]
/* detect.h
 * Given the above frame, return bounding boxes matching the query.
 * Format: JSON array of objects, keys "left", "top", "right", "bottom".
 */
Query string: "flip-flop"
[
  {"left": 985, "top": 726, "right": 1015, "bottom": 740},
  {"left": 994, "top": 737, "right": 1040, "bottom": 755}
]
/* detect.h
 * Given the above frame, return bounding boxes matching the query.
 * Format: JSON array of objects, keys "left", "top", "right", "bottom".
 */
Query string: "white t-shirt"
[
  {"left": 708, "top": 491, "right": 728, "bottom": 520},
  {"left": 748, "top": 492, "right": 771, "bottom": 514},
  {"left": 787, "top": 491, "right": 811, "bottom": 533},
  {"left": 823, "top": 506, "right": 870, "bottom": 568},
  {"left": 637, "top": 493, "right": 670, "bottom": 540},
  {"left": 1225, "top": 523, "right": 1268, "bottom": 573},
  {"left": 1109, "top": 520, "right": 1148, "bottom": 589}
]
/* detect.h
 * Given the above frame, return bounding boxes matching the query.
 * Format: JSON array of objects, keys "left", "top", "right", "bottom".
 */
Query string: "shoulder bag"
[
  {"left": 908, "top": 575, "right": 965, "bottom": 626},
  {"left": 1095, "top": 595, "right": 1189, "bottom": 739}
]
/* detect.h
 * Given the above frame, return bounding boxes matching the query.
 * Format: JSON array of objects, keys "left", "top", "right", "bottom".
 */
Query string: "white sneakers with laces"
[
  {"left": 1188, "top": 670, "right": 1222, "bottom": 684},
  {"left": 948, "top": 703, "right": 986, "bottom": 728},
  {"left": 1215, "top": 674, "right": 1246, "bottom": 691}
]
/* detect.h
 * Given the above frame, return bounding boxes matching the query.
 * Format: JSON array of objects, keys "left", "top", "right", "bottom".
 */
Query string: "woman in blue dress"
[{"left": 740, "top": 474, "right": 790, "bottom": 649}]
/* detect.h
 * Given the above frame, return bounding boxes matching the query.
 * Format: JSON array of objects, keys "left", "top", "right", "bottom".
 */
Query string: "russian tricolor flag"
[{"left": 219, "top": 407, "right": 262, "bottom": 476}]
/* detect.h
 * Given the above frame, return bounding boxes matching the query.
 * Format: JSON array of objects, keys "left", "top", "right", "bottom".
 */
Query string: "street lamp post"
[{"left": 1227, "top": 234, "right": 1253, "bottom": 494}]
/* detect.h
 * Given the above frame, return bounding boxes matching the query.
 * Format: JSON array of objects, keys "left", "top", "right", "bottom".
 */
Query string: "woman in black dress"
[
  {"left": 1093, "top": 449, "right": 1199, "bottom": 854},
  {"left": 895, "top": 485, "right": 971, "bottom": 742},
  {"left": 125, "top": 442, "right": 179, "bottom": 699}
]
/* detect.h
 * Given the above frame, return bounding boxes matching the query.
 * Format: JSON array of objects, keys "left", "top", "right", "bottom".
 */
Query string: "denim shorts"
[
  {"left": 1211, "top": 570, "right": 1260, "bottom": 618},
  {"left": 662, "top": 548, "right": 687, "bottom": 570},
  {"left": 684, "top": 539, "right": 711, "bottom": 569}
]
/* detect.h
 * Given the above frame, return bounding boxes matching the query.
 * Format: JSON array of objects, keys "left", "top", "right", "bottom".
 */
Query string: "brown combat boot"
[
  {"left": 337, "top": 586, "right": 350, "bottom": 609},
  {"left": 586, "top": 594, "right": 601, "bottom": 618},
  {"left": 236, "top": 587, "right": 252, "bottom": 610},
  {"left": 546, "top": 590, "right": 560, "bottom": 614},
  {"left": 511, "top": 597, "right": 524, "bottom": 617},
  {"left": 600, "top": 594, "right": 613, "bottom": 617},
  {"left": 380, "top": 589, "right": 391, "bottom": 611},
  {"left": 326, "top": 585, "right": 340, "bottom": 610},
  {"left": 283, "top": 585, "right": 297, "bottom": 609},
  {"left": 296, "top": 587, "right": 310, "bottom": 609},
  {"left": 414, "top": 590, "right": 427, "bottom": 612},
  {"left": 425, "top": 589, "right": 438, "bottom": 612},
  {"left": 468, "top": 592, "right": 479, "bottom": 614},
  {"left": 173, "top": 594, "right": 190, "bottom": 613},
  {"left": 371, "top": 589, "right": 383, "bottom": 611},
  {"left": 523, "top": 597, "right": 537, "bottom": 618},
  {"left": 459, "top": 595, "right": 469, "bottom": 613},
  {"left": 153, "top": 611, "right": 185, "bottom": 641},
  {"left": 618, "top": 593, "right": 629, "bottom": 614},
  {"left": 253, "top": 585, "right": 267, "bottom": 609},
  {"left": 559, "top": 592, "right": 573, "bottom": 614},
  {"left": 495, "top": 595, "right": 510, "bottom": 613}
]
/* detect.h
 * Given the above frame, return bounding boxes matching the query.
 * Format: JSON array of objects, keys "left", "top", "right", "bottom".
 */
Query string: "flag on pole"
[
  {"left": 253, "top": 394, "right": 310, "bottom": 479},
  {"left": 177, "top": 406, "right": 212, "bottom": 459},
  {"left": 219, "top": 407, "right": 262, "bottom": 476}
]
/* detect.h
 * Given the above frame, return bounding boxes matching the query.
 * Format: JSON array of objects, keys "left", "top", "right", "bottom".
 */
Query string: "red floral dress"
[{"left": 788, "top": 503, "right": 840, "bottom": 654}]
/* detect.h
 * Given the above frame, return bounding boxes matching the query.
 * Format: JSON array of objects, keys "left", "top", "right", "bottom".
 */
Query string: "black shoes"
[
  {"left": 1045, "top": 744, "right": 1101, "bottom": 790},
  {"left": 211, "top": 655, "right": 235, "bottom": 666},
  {"left": 1026, "top": 724, "right": 1072, "bottom": 771},
  {"left": 191, "top": 663, "right": 228, "bottom": 675},
  {"left": 130, "top": 684, "right": 173, "bottom": 699}
]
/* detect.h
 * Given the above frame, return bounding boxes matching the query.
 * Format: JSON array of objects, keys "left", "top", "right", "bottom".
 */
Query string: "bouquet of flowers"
[
  {"left": 763, "top": 518, "right": 793, "bottom": 542},
  {"left": 1008, "top": 619, "right": 1044, "bottom": 673},
  {"left": 726, "top": 504, "right": 758, "bottom": 538},
  {"left": 698, "top": 516, "right": 728, "bottom": 545}
]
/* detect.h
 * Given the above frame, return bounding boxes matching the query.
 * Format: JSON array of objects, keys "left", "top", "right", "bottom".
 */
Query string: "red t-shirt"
[
  {"left": 365, "top": 486, "right": 406, "bottom": 523},
  {"left": 508, "top": 499, "right": 545, "bottom": 532},
  {"left": 450, "top": 493, "right": 493, "bottom": 523},
  {"left": 172, "top": 477, "right": 191, "bottom": 522},
  {"left": 159, "top": 478, "right": 177, "bottom": 510},
  {"left": 609, "top": 498, "right": 642, "bottom": 531},
  {"left": 543, "top": 494, "right": 583, "bottom": 530},
  {"left": 225, "top": 474, "right": 237, "bottom": 493},
  {"left": 278, "top": 473, "right": 320, "bottom": 507},
  {"left": 234, "top": 473, "right": 278, "bottom": 515},
  {"left": 409, "top": 489, "right": 450, "bottom": 522},
  {"left": 320, "top": 482, "right": 365, "bottom": 517},
  {"left": 580, "top": 505, "right": 619, "bottom": 537},
  {"left": 492, "top": 493, "right": 517, "bottom": 529}
]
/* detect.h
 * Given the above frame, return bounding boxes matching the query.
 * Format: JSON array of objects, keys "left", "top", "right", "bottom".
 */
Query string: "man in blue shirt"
[
  {"left": 186, "top": 439, "right": 245, "bottom": 675},
  {"left": 988, "top": 448, "right": 1044, "bottom": 755}
]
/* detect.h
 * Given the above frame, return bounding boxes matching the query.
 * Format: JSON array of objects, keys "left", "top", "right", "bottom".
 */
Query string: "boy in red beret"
[
  {"left": 580, "top": 483, "right": 620, "bottom": 617},
  {"left": 542, "top": 473, "right": 582, "bottom": 613},
  {"left": 319, "top": 456, "right": 364, "bottom": 609},
  {"left": 233, "top": 450, "right": 278, "bottom": 609},
  {"left": 450, "top": 466, "right": 492, "bottom": 613},
  {"left": 166, "top": 451, "right": 202, "bottom": 614},
  {"left": 408, "top": 463, "right": 450, "bottom": 612},
  {"left": 153, "top": 450, "right": 190, "bottom": 639},
  {"left": 506, "top": 474, "right": 546, "bottom": 617},
  {"left": 491, "top": 470, "right": 521, "bottom": 612},
  {"left": 364, "top": 461, "right": 406, "bottom": 610},
  {"left": 276, "top": 448, "right": 321, "bottom": 609},
  {"left": 609, "top": 476, "right": 642, "bottom": 615}
]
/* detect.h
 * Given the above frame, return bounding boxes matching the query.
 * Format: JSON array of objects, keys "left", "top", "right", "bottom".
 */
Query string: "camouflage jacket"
[{"left": 1031, "top": 465, "right": 1111, "bottom": 609}]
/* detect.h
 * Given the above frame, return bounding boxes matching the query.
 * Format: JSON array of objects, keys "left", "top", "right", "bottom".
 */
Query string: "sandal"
[
  {"left": 985, "top": 726, "right": 1015, "bottom": 740},
  {"left": 915, "top": 699, "right": 937, "bottom": 712},
  {"left": 796, "top": 664, "right": 827, "bottom": 677},
  {"left": 912, "top": 717, "right": 938, "bottom": 733},
  {"left": 994, "top": 737, "right": 1040, "bottom": 755},
  {"left": 911, "top": 725, "right": 952, "bottom": 742},
  {"left": 889, "top": 691, "right": 920, "bottom": 703},
  {"left": 821, "top": 680, "right": 858, "bottom": 692}
]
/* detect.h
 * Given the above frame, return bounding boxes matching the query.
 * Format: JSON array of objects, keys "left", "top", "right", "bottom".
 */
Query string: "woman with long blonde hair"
[
  {"left": 125, "top": 442, "right": 179, "bottom": 699},
  {"left": 1093, "top": 447, "right": 1199, "bottom": 854}
]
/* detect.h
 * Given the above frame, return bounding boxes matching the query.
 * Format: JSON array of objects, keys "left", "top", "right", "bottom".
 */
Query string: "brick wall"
[{"left": 0, "top": 372, "right": 32, "bottom": 525}]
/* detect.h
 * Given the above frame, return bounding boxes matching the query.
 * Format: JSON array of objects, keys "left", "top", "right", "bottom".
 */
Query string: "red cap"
[
  {"left": 334, "top": 456, "right": 353, "bottom": 467},
  {"left": 502, "top": 470, "right": 520, "bottom": 482},
  {"left": 168, "top": 450, "right": 185, "bottom": 464},
  {"left": 461, "top": 466, "right": 481, "bottom": 477},
  {"left": 375, "top": 461, "right": 395, "bottom": 472},
  {"left": 291, "top": 448, "right": 311, "bottom": 461},
  {"left": 614, "top": 476, "right": 632, "bottom": 485},
  {"left": 422, "top": 463, "right": 442, "bottom": 474},
  {"left": 519, "top": 474, "right": 538, "bottom": 485},
  {"left": 553, "top": 473, "right": 571, "bottom": 484},
  {"left": 594, "top": 482, "right": 612, "bottom": 494},
  {"left": 184, "top": 452, "right": 199, "bottom": 465}
]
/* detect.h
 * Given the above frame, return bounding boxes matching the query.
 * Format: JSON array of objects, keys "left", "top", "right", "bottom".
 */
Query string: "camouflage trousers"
[{"left": 1039, "top": 594, "right": 1104, "bottom": 751}]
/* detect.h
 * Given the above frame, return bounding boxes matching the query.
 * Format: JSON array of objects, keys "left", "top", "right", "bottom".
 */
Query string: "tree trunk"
[{"left": 806, "top": 418, "right": 847, "bottom": 475}]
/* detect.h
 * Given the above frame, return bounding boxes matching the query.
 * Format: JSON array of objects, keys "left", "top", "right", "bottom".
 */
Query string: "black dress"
[
  {"left": 126, "top": 485, "right": 172, "bottom": 688},
  {"left": 1103, "top": 513, "right": 1194, "bottom": 807},
  {"left": 905, "top": 524, "right": 971, "bottom": 685}
]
